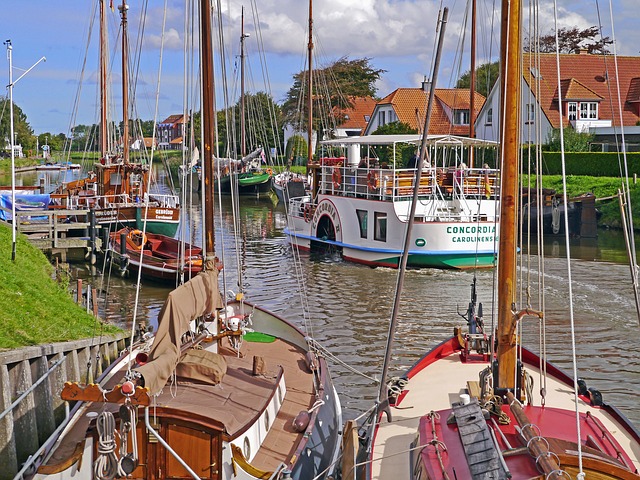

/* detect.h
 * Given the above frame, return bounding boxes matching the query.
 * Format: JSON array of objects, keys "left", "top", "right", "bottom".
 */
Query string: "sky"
[{"left": 0, "top": 0, "right": 637, "bottom": 137}]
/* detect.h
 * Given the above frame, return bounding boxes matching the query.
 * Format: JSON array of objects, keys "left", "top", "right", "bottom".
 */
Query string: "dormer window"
[
  {"left": 580, "top": 102, "right": 598, "bottom": 119},
  {"left": 454, "top": 109, "right": 470, "bottom": 125},
  {"left": 567, "top": 101, "right": 598, "bottom": 121}
]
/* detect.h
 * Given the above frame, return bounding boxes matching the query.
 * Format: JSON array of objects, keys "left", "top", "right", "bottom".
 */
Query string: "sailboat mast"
[
  {"left": 496, "top": 0, "right": 522, "bottom": 392},
  {"left": 200, "top": 0, "right": 216, "bottom": 257},
  {"left": 469, "top": 0, "right": 476, "bottom": 141},
  {"left": 119, "top": 0, "right": 130, "bottom": 163},
  {"left": 100, "top": 0, "right": 108, "bottom": 157},
  {"left": 240, "top": 7, "right": 247, "bottom": 158},
  {"left": 306, "top": 0, "right": 313, "bottom": 167}
]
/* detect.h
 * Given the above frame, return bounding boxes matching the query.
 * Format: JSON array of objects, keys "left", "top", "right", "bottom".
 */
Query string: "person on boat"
[
  {"left": 407, "top": 150, "right": 420, "bottom": 169},
  {"left": 455, "top": 162, "right": 466, "bottom": 187}
]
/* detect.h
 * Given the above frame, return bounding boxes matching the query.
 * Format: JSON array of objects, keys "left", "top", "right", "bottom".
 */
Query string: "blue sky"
[{"left": 1, "top": 0, "right": 636, "bottom": 136}]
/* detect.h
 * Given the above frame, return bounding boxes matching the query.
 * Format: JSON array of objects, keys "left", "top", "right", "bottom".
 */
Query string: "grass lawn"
[{"left": 0, "top": 223, "right": 121, "bottom": 349}]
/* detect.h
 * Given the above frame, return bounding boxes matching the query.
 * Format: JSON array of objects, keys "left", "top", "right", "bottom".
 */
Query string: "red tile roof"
[
  {"left": 160, "top": 114, "right": 186, "bottom": 126},
  {"left": 376, "top": 87, "right": 485, "bottom": 135},
  {"left": 335, "top": 96, "right": 377, "bottom": 132},
  {"left": 627, "top": 78, "right": 640, "bottom": 103},
  {"left": 556, "top": 78, "right": 602, "bottom": 101},
  {"left": 522, "top": 52, "right": 640, "bottom": 128}
]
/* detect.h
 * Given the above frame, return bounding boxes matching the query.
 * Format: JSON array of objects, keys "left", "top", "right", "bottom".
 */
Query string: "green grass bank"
[{"left": 0, "top": 223, "right": 120, "bottom": 349}]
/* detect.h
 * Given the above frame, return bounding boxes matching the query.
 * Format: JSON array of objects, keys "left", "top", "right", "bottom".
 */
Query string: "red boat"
[{"left": 110, "top": 227, "right": 203, "bottom": 283}]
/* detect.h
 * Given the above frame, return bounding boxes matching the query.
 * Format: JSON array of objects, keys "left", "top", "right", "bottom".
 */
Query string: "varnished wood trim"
[{"left": 36, "top": 440, "right": 85, "bottom": 474}]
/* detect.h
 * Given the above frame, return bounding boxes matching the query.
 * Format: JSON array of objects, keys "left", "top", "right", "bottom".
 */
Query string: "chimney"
[
  {"left": 421, "top": 76, "right": 432, "bottom": 93},
  {"left": 577, "top": 48, "right": 589, "bottom": 55}
]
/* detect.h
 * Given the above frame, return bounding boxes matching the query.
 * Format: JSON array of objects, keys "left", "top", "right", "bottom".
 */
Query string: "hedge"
[{"left": 537, "top": 151, "right": 640, "bottom": 177}]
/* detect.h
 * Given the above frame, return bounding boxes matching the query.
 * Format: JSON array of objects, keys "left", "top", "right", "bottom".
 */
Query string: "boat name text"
[
  {"left": 447, "top": 225, "right": 496, "bottom": 243},
  {"left": 312, "top": 201, "right": 341, "bottom": 235}
]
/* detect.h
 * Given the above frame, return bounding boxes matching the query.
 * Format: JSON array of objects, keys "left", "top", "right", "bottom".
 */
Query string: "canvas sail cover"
[{"left": 134, "top": 258, "right": 224, "bottom": 394}]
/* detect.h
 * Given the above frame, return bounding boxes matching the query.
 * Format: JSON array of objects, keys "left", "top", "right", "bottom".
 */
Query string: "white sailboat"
[
  {"left": 351, "top": 2, "right": 640, "bottom": 479},
  {"left": 29, "top": 2, "right": 342, "bottom": 479}
]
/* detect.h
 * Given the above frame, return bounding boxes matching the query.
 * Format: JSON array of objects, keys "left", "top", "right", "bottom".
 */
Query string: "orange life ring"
[
  {"left": 266, "top": 168, "right": 273, "bottom": 175},
  {"left": 367, "top": 171, "right": 379, "bottom": 191},
  {"left": 332, "top": 167, "right": 342, "bottom": 189},
  {"left": 126, "top": 229, "right": 147, "bottom": 250}
]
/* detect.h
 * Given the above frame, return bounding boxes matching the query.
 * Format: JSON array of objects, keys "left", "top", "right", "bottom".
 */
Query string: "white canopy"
[{"left": 320, "top": 134, "right": 498, "bottom": 147}]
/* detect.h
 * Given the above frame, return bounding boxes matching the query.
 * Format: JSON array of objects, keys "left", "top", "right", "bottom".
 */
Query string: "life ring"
[
  {"left": 332, "top": 167, "right": 342, "bottom": 189},
  {"left": 126, "top": 229, "right": 147, "bottom": 250},
  {"left": 303, "top": 203, "right": 314, "bottom": 223},
  {"left": 367, "top": 171, "right": 379, "bottom": 191},
  {"left": 186, "top": 257, "right": 203, "bottom": 267},
  {"left": 266, "top": 168, "right": 273, "bottom": 175}
]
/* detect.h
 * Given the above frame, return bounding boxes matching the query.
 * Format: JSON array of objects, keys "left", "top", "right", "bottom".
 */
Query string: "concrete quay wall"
[{"left": 0, "top": 333, "right": 129, "bottom": 479}]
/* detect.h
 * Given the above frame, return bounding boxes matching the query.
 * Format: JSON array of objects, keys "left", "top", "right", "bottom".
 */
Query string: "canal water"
[
  {"left": 8, "top": 169, "right": 640, "bottom": 425},
  {"left": 78, "top": 195, "right": 640, "bottom": 427}
]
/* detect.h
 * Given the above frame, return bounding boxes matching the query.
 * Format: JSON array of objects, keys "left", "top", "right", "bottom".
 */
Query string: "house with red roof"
[
  {"left": 332, "top": 96, "right": 377, "bottom": 137},
  {"left": 157, "top": 114, "right": 187, "bottom": 150},
  {"left": 475, "top": 52, "right": 640, "bottom": 148},
  {"left": 363, "top": 80, "right": 485, "bottom": 136}
]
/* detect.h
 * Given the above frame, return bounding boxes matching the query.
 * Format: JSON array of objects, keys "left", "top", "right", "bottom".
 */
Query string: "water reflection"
[{"left": 57, "top": 191, "right": 640, "bottom": 427}]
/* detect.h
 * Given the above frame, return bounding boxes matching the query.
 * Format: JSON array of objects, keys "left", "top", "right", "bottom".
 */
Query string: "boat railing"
[
  {"left": 61, "top": 192, "right": 180, "bottom": 209},
  {"left": 318, "top": 165, "right": 499, "bottom": 202},
  {"left": 149, "top": 193, "right": 180, "bottom": 208}
]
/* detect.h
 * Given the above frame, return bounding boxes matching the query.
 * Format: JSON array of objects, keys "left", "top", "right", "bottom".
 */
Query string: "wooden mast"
[
  {"left": 240, "top": 7, "right": 247, "bottom": 158},
  {"left": 200, "top": 0, "right": 216, "bottom": 257},
  {"left": 496, "top": 0, "right": 522, "bottom": 392},
  {"left": 469, "top": 0, "right": 476, "bottom": 141},
  {"left": 306, "top": 0, "right": 313, "bottom": 169},
  {"left": 99, "top": 0, "right": 108, "bottom": 157},
  {"left": 119, "top": 1, "right": 130, "bottom": 163}
]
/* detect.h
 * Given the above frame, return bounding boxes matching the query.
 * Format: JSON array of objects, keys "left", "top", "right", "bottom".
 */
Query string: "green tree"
[
  {"left": 281, "top": 57, "right": 385, "bottom": 129},
  {"left": 525, "top": 26, "right": 612, "bottom": 54},
  {"left": 456, "top": 61, "right": 499, "bottom": 98},
  {"left": 544, "top": 128, "right": 594, "bottom": 152},
  {"left": 371, "top": 121, "right": 417, "bottom": 167},
  {"left": 285, "top": 134, "right": 308, "bottom": 165},
  {"left": 0, "top": 96, "right": 35, "bottom": 150},
  {"left": 220, "top": 92, "right": 283, "bottom": 158}
]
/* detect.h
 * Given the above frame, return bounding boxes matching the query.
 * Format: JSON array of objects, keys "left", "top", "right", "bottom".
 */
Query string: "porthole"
[
  {"left": 277, "top": 384, "right": 284, "bottom": 404},
  {"left": 264, "top": 410, "right": 270, "bottom": 430},
  {"left": 243, "top": 437, "right": 251, "bottom": 459}
]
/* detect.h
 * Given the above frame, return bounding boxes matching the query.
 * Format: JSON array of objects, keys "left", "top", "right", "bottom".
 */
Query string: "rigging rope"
[{"left": 551, "top": 0, "right": 584, "bottom": 474}]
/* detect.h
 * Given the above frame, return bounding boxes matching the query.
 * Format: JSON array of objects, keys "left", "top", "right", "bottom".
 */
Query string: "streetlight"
[{"left": 5, "top": 39, "right": 46, "bottom": 261}]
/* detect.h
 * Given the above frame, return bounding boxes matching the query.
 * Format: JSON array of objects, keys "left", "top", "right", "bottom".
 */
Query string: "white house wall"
[{"left": 475, "top": 77, "right": 553, "bottom": 145}]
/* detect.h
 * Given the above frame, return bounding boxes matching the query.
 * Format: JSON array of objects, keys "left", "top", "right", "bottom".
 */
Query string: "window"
[
  {"left": 567, "top": 102, "right": 577, "bottom": 121},
  {"left": 356, "top": 209, "right": 368, "bottom": 239},
  {"left": 379, "top": 110, "right": 386, "bottom": 126},
  {"left": 110, "top": 173, "right": 122, "bottom": 186},
  {"left": 487, "top": 108, "right": 493, "bottom": 125},
  {"left": 454, "top": 109, "right": 470, "bottom": 125},
  {"left": 526, "top": 103, "right": 535, "bottom": 122},
  {"left": 579, "top": 102, "right": 598, "bottom": 120},
  {"left": 374, "top": 212, "right": 387, "bottom": 242},
  {"left": 364, "top": 115, "right": 371, "bottom": 122}
]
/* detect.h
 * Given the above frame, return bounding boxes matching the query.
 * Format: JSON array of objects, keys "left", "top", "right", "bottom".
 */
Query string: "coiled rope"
[{"left": 94, "top": 411, "right": 119, "bottom": 480}]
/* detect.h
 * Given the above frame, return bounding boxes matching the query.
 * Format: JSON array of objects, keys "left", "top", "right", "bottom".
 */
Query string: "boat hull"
[
  {"left": 365, "top": 338, "right": 640, "bottom": 479},
  {"left": 31, "top": 301, "right": 343, "bottom": 480},
  {"left": 285, "top": 194, "right": 498, "bottom": 269},
  {"left": 109, "top": 227, "right": 202, "bottom": 283},
  {"left": 273, "top": 173, "right": 307, "bottom": 204},
  {"left": 91, "top": 205, "right": 180, "bottom": 237}
]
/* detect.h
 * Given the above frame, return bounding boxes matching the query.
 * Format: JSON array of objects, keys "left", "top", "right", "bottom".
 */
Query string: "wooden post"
[
  {"left": 76, "top": 279, "right": 82, "bottom": 305},
  {"left": 92, "top": 288, "right": 98, "bottom": 318}
]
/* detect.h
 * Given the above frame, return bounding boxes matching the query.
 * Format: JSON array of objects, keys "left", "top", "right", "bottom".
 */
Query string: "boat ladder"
[{"left": 452, "top": 400, "right": 509, "bottom": 479}]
